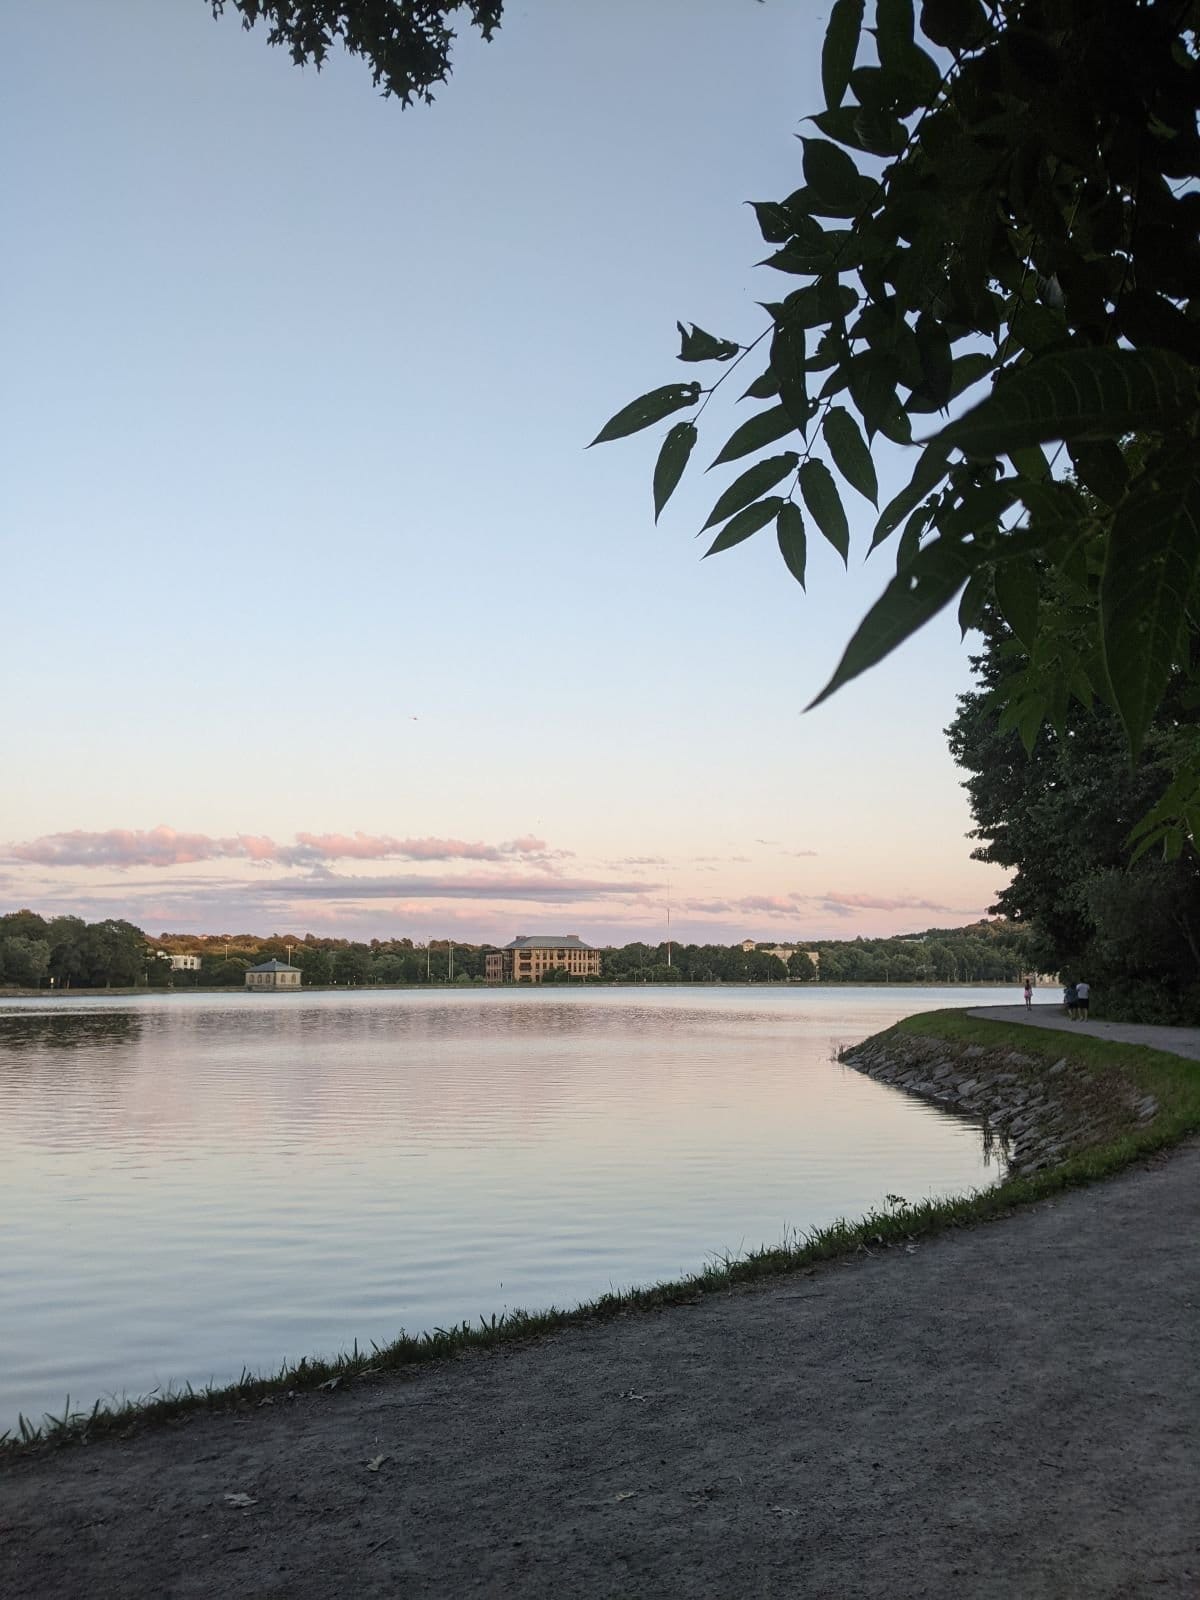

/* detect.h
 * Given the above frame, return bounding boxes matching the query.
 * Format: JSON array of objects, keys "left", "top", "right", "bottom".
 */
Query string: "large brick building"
[{"left": 485, "top": 934, "right": 601, "bottom": 984}]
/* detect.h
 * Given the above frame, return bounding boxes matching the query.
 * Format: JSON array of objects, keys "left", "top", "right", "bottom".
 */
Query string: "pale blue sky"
[{"left": 3, "top": 1, "right": 1007, "bottom": 943}]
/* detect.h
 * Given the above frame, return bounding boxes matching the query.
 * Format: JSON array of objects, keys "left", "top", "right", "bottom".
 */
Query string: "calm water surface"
[{"left": 0, "top": 986, "right": 1008, "bottom": 1427}]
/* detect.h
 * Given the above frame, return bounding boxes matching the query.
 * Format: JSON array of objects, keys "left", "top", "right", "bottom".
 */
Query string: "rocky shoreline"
[{"left": 842, "top": 1031, "right": 1160, "bottom": 1174}]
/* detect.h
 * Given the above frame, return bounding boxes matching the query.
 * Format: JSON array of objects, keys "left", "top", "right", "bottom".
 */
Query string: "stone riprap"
[{"left": 841, "top": 1032, "right": 1160, "bottom": 1175}]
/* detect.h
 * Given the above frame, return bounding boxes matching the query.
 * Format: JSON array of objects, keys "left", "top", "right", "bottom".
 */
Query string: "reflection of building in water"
[
  {"left": 485, "top": 935, "right": 601, "bottom": 984},
  {"left": 245, "top": 959, "right": 301, "bottom": 990}
]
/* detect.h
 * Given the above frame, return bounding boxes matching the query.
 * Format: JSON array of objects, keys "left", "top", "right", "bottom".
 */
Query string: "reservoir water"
[{"left": 0, "top": 985, "right": 1007, "bottom": 1430}]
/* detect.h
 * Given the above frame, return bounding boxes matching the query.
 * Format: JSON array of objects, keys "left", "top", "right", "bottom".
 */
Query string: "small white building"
[
  {"left": 169, "top": 954, "right": 202, "bottom": 972},
  {"left": 245, "top": 958, "right": 301, "bottom": 990}
]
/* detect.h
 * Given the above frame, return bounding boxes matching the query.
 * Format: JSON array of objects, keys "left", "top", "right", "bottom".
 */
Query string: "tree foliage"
[
  {"left": 208, "top": 0, "right": 502, "bottom": 104},
  {"left": 948, "top": 611, "right": 1200, "bottom": 1020},
  {"left": 592, "top": 0, "right": 1200, "bottom": 839}
]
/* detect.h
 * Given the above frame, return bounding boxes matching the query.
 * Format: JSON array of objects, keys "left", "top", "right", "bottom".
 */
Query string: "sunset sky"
[{"left": 4, "top": 1, "right": 1008, "bottom": 946}]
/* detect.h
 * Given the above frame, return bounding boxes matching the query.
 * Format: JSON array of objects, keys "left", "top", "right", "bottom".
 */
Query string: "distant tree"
[
  {"left": 333, "top": 945, "right": 372, "bottom": 985},
  {"left": 205, "top": 955, "right": 250, "bottom": 986},
  {"left": 297, "top": 948, "right": 333, "bottom": 986},
  {"left": 0, "top": 935, "right": 51, "bottom": 987},
  {"left": 948, "top": 613, "right": 1200, "bottom": 1019},
  {"left": 787, "top": 949, "right": 815, "bottom": 981}
]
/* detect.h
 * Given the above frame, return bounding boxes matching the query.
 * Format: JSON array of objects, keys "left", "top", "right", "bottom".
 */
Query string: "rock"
[{"left": 1048, "top": 1059, "right": 1069, "bottom": 1076}]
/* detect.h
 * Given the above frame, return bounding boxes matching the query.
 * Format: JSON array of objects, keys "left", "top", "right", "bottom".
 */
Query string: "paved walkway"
[
  {"left": 2, "top": 1139, "right": 1197, "bottom": 1598},
  {"left": 967, "top": 1003, "right": 1200, "bottom": 1061}
]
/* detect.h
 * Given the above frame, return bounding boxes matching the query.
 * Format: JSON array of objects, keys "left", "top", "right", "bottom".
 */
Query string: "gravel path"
[
  {"left": 2, "top": 1139, "right": 1197, "bottom": 1599},
  {"left": 968, "top": 1004, "right": 1200, "bottom": 1061}
]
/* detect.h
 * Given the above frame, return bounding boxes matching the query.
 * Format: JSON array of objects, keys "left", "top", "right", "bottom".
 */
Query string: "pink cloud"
[
  {"left": 10, "top": 827, "right": 267, "bottom": 870},
  {"left": 818, "top": 891, "right": 963, "bottom": 913},
  {"left": 7, "top": 827, "right": 568, "bottom": 871}
]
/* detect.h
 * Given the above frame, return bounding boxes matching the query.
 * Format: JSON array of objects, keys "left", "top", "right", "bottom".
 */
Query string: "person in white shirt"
[{"left": 1073, "top": 979, "right": 1090, "bottom": 1019}]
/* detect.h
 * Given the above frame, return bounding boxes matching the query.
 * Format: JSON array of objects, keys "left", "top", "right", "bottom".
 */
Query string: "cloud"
[
  {"left": 258, "top": 871, "right": 658, "bottom": 904},
  {"left": 609, "top": 855, "right": 669, "bottom": 867},
  {"left": 817, "top": 891, "right": 965, "bottom": 914},
  {"left": 783, "top": 849, "right": 818, "bottom": 858},
  {"left": 11, "top": 827, "right": 256, "bottom": 870},
  {"left": 7, "top": 827, "right": 565, "bottom": 872}
]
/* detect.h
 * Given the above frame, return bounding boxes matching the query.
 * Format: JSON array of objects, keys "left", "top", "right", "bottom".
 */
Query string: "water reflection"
[
  {"left": 0, "top": 986, "right": 1007, "bottom": 1427},
  {"left": 0, "top": 1007, "right": 143, "bottom": 1055}
]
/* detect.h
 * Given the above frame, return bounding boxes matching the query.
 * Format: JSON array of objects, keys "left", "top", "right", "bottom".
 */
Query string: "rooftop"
[
  {"left": 247, "top": 958, "right": 300, "bottom": 972},
  {"left": 505, "top": 935, "right": 594, "bottom": 951}
]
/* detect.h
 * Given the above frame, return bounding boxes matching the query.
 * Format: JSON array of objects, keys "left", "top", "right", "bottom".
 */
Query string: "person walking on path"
[
  {"left": 1064, "top": 982, "right": 1077, "bottom": 1017},
  {"left": 1023, "top": 979, "right": 1033, "bottom": 1009},
  {"left": 1074, "top": 978, "right": 1090, "bottom": 1019}
]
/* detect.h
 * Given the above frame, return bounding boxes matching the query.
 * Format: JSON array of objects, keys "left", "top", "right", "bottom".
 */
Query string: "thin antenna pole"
[{"left": 667, "top": 880, "right": 672, "bottom": 967}]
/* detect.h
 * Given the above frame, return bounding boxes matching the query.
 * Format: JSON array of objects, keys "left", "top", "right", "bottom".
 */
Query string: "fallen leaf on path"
[
  {"left": 611, "top": 1491, "right": 637, "bottom": 1503},
  {"left": 223, "top": 1493, "right": 258, "bottom": 1509},
  {"left": 318, "top": 1377, "right": 344, "bottom": 1393},
  {"left": 366, "top": 1454, "right": 391, "bottom": 1472}
]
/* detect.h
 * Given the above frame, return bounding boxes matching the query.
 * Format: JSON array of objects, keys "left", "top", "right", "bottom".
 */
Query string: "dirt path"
[
  {"left": 968, "top": 1003, "right": 1200, "bottom": 1061},
  {"left": 3, "top": 1140, "right": 1197, "bottom": 1599}
]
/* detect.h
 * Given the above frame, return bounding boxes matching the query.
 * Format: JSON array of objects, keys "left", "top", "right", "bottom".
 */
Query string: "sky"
[{"left": 2, "top": 0, "right": 1009, "bottom": 947}]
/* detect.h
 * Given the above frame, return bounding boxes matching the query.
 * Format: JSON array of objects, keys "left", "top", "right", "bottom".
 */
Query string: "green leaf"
[
  {"left": 934, "top": 349, "right": 1200, "bottom": 457},
  {"left": 800, "top": 138, "right": 874, "bottom": 214},
  {"left": 776, "top": 502, "right": 808, "bottom": 587},
  {"left": 799, "top": 459, "right": 851, "bottom": 565},
  {"left": 704, "top": 497, "right": 784, "bottom": 557},
  {"left": 957, "top": 570, "right": 990, "bottom": 635},
  {"left": 810, "top": 104, "right": 906, "bottom": 158},
  {"left": 876, "top": 0, "right": 914, "bottom": 69},
  {"left": 1067, "top": 441, "right": 1129, "bottom": 508},
  {"left": 653, "top": 422, "right": 697, "bottom": 523},
  {"left": 590, "top": 383, "right": 701, "bottom": 447},
  {"left": 822, "top": 0, "right": 864, "bottom": 111},
  {"left": 872, "top": 441, "right": 950, "bottom": 548},
  {"left": 709, "top": 405, "right": 797, "bottom": 469},
  {"left": 823, "top": 405, "right": 879, "bottom": 506},
  {"left": 676, "top": 322, "right": 739, "bottom": 363},
  {"left": 742, "top": 370, "right": 778, "bottom": 401},
  {"left": 896, "top": 499, "right": 933, "bottom": 569},
  {"left": 1100, "top": 452, "right": 1200, "bottom": 757},
  {"left": 949, "top": 352, "right": 993, "bottom": 399},
  {"left": 848, "top": 354, "right": 900, "bottom": 441},
  {"left": 750, "top": 200, "right": 798, "bottom": 245},
  {"left": 702, "top": 453, "right": 799, "bottom": 532},
  {"left": 913, "top": 314, "right": 953, "bottom": 410},
  {"left": 919, "top": 0, "right": 988, "bottom": 51},
  {"left": 771, "top": 321, "right": 810, "bottom": 431},
  {"left": 808, "top": 539, "right": 979, "bottom": 708},
  {"left": 993, "top": 558, "right": 1040, "bottom": 649}
]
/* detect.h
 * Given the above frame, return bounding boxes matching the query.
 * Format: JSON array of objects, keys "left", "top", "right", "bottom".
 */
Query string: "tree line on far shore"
[{"left": 0, "top": 913, "right": 1036, "bottom": 991}]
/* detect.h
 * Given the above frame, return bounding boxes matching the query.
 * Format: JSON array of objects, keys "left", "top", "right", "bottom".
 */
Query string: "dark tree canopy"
[
  {"left": 948, "top": 609, "right": 1200, "bottom": 1020},
  {"left": 209, "top": 1, "right": 503, "bottom": 103}
]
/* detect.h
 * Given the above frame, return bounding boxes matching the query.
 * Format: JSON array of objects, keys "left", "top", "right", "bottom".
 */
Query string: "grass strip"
[{"left": 4, "top": 1009, "right": 1197, "bottom": 1457}]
